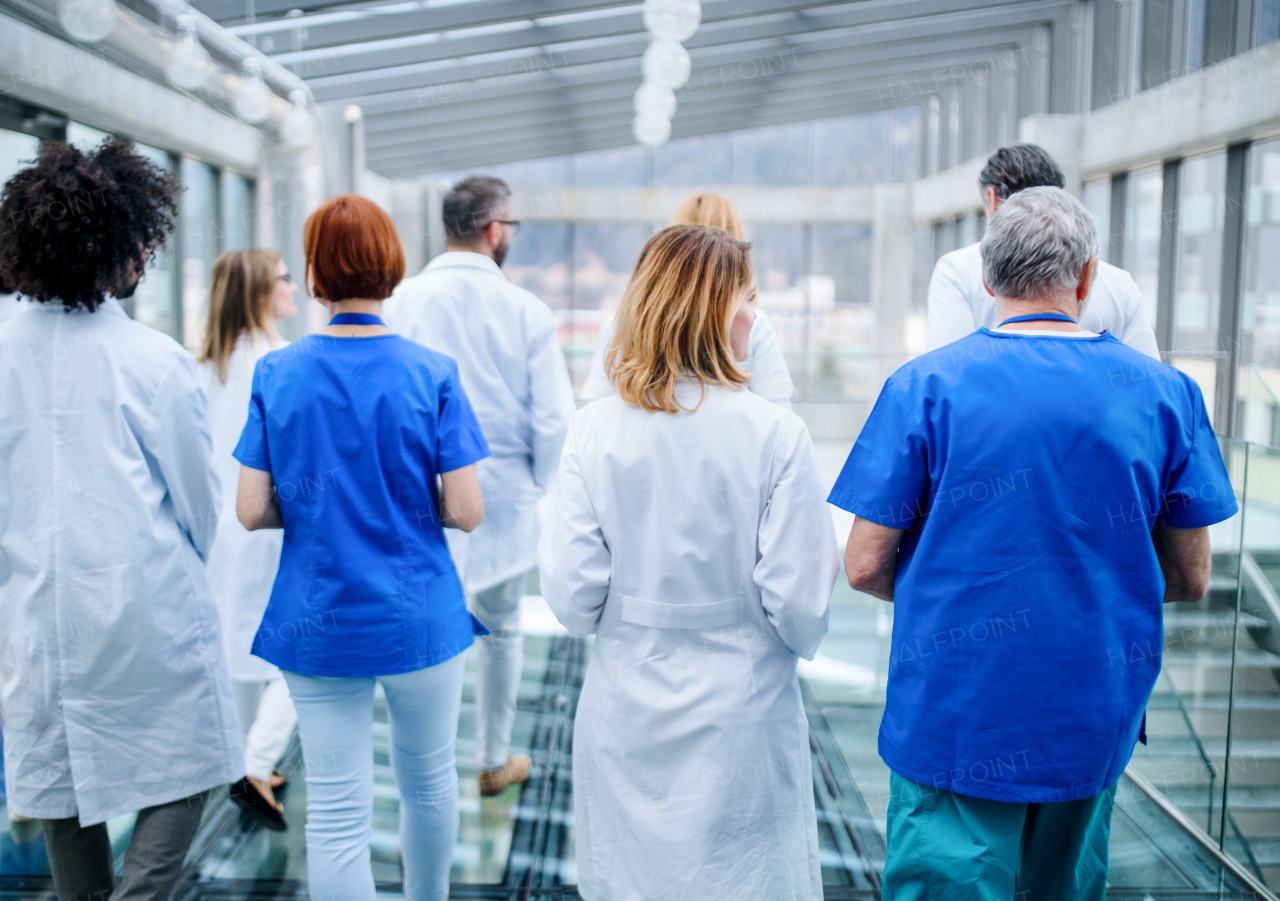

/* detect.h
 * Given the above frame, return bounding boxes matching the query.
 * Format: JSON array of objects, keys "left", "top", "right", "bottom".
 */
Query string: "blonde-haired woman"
[
  {"left": 198, "top": 248, "right": 298, "bottom": 830},
  {"left": 538, "top": 225, "right": 839, "bottom": 901},
  {"left": 581, "top": 191, "right": 795, "bottom": 408}
]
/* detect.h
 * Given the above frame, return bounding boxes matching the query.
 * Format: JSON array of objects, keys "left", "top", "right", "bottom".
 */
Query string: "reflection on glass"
[
  {"left": 0, "top": 128, "right": 40, "bottom": 191},
  {"left": 1083, "top": 177, "right": 1111, "bottom": 263},
  {"left": 1239, "top": 138, "right": 1280, "bottom": 445},
  {"left": 574, "top": 146, "right": 646, "bottom": 187},
  {"left": 182, "top": 158, "right": 222, "bottom": 351},
  {"left": 732, "top": 122, "right": 811, "bottom": 186},
  {"left": 653, "top": 133, "right": 729, "bottom": 186},
  {"left": 1171, "top": 152, "right": 1227, "bottom": 424},
  {"left": 223, "top": 173, "right": 256, "bottom": 251},
  {"left": 1124, "top": 165, "right": 1163, "bottom": 336},
  {"left": 815, "top": 111, "right": 894, "bottom": 186}
]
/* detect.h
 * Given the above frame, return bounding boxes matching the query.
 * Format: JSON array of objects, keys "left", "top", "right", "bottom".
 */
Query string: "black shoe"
[{"left": 229, "top": 777, "right": 288, "bottom": 832}]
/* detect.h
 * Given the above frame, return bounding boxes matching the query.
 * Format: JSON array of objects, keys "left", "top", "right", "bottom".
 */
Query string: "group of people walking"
[{"left": 0, "top": 134, "right": 1238, "bottom": 901}]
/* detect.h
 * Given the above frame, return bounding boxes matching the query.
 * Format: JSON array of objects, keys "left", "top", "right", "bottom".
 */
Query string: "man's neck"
[
  {"left": 446, "top": 243, "right": 495, "bottom": 261},
  {"left": 995, "top": 296, "right": 1084, "bottom": 332}
]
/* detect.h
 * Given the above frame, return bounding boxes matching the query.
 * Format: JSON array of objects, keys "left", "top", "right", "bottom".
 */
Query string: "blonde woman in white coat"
[
  {"left": 197, "top": 249, "right": 298, "bottom": 831},
  {"left": 538, "top": 224, "right": 840, "bottom": 901}
]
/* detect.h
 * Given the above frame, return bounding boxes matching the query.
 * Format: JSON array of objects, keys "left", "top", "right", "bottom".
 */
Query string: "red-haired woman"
[{"left": 233, "top": 195, "right": 491, "bottom": 901}]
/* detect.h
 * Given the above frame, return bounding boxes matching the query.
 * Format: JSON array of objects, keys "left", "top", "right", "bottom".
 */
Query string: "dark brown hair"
[{"left": 0, "top": 138, "right": 178, "bottom": 312}]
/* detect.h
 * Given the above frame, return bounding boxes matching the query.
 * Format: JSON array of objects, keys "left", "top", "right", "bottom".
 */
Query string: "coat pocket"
[{"left": 620, "top": 595, "right": 740, "bottom": 630}]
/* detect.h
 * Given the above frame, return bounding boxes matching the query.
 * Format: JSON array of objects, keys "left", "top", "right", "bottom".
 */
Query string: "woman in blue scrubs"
[{"left": 235, "top": 194, "right": 491, "bottom": 901}]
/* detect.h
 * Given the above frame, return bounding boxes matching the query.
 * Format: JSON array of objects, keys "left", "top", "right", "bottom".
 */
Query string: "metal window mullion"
[
  {"left": 1218, "top": 142, "right": 1250, "bottom": 437},
  {"left": 170, "top": 152, "right": 184, "bottom": 345},
  {"left": 1156, "top": 158, "right": 1182, "bottom": 354},
  {"left": 1110, "top": 171, "right": 1129, "bottom": 268}
]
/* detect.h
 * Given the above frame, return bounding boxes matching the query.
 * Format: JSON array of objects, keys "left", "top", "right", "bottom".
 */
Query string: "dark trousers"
[{"left": 40, "top": 791, "right": 208, "bottom": 901}]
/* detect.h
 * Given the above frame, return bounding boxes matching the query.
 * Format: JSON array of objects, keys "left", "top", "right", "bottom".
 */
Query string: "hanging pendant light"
[
  {"left": 165, "top": 14, "right": 212, "bottom": 91},
  {"left": 642, "top": 40, "right": 692, "bottom": 90},
  {"left": 642, "top": 0, "right": 700, "bottom": 43},
  {"left": 58, "top": 0, "right": 116, "bottom": 42},
  {"left": 280, "top": 90, "right": 315, "bottom": 150},
  {"left": 633, "top": 112, "right": 671, "bottom": 147},
  {"left": 233, "top": 57, "right": 273, "bottom": 125},
  {"left": 633, "top": 82, "right": 676, "bottom": 120}
]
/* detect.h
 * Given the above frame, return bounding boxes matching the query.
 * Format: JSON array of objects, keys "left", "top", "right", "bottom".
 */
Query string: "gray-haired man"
[{"left": 830, "top": 187, "right": 1234, "bottom": 899}]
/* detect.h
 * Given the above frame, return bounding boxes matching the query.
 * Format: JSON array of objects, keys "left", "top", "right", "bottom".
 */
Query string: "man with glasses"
[{"left": 387, "top": 175, "right": 575, "bottom": 797}]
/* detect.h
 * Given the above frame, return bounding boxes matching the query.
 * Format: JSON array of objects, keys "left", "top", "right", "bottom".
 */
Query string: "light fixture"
[
  {"left": 233, "top": 57, "right": 273, "bottom": 125},
  {"left": 58, "top": 0, "right": 116, "bottom": 42},
  {"left": 633, "top": 81, "right": 676, "bottom": 120},
  {"left": 642, "top": 0, "right": 700, "bottom": 43},
  {"left": 633, "top": 112, "right": 671, "bottom": 147},
  {"left": 165, "top": 14, "right": 212, "bottom": 91},
  {"left": 280, "top": 90, "right": 315, "bottom": 150},
  {"left": 642, "top": 40, "right": 691, "bottom": 90}
]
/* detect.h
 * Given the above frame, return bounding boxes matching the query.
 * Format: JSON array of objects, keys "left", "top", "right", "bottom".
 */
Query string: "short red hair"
[{"left": 303, "top": 194, "right": 405, "bottom": 301}]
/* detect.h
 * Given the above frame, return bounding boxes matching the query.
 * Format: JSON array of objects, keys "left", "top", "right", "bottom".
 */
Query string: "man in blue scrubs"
[{"left": 829, "top": 186, "right": 1237, "bottom": 900}]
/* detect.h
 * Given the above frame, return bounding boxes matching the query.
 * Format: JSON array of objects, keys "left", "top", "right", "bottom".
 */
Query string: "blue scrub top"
[
  {"left": 234, "top": 333, "right": 491, "bottom": 678},
  {"left": 828, "top": 329, "right": 1237, "bottom": 803}
]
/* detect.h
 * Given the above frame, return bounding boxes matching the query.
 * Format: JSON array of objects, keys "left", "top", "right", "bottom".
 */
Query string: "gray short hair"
[{"left": 979, "top": 186, "right": 1100, "bottom": 299}]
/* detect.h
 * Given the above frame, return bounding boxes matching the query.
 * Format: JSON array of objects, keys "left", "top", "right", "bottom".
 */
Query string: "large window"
[
  {"left": 1124, "top": 165, "right": 1164, "bottom": 331},
  {"left": 1170, "top": 152, "right": 1227, "bottom": 417},
  {"left": 182, "top": 158, "right": 222, "bottom": 350},
  {"left": 1239, "top": 138, "right": 1280, "bottom": 444},
  {"left": 1083, "top": 178, "right": 1112, "bottom": 263}
]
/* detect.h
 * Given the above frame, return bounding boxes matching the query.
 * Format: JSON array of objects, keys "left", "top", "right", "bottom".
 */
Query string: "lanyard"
[
  {"left": 329, "top": 312, "right": 386, "bottom": 326},
  {"left": 997, "top": 312, "right": 1077, "bottom": 326}
]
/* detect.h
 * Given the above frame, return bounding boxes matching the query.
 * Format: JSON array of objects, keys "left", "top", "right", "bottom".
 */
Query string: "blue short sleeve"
[
  {"left": 1157, "top": 385, "right": 1238, "bottom": 528},
  {"left": 436, "top": 359, "right": 491, "bottom": 473},
  {"left": 232, "top": 364, "right": 271, "bottom": 472},
  {"left": 827, "top": 371, "right": 930, "bottom": 529}
]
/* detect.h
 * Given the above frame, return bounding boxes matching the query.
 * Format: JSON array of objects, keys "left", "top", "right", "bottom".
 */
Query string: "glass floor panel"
[{"left": 0, "top": 442, "right": 1272, "bottom": 899}]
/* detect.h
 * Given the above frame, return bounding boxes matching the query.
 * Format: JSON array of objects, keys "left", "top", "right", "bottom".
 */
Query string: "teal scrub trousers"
[{"left": 882, "top": 772, "right": 1117, "bottom": 901}]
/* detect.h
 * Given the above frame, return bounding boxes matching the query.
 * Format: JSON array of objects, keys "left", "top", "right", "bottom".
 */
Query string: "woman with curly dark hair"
[{"left": 0, "top": 138, "right": 241, "bottom": 901}]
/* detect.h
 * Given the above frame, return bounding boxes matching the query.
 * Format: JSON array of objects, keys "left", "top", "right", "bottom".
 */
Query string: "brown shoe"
[{"left": 477, "top": 755, "right": 531, "bottom": 797}]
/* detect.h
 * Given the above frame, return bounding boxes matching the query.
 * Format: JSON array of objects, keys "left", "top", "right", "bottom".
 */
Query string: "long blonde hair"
[
  {"left": 199, "top": 249, "right": 280, "bottom": 383},
  {"left": 670, "top": 192, "right": 746, "bottom": 240},
  {"left": 606, "top": 225, "right": 752, "bottom": 414}
]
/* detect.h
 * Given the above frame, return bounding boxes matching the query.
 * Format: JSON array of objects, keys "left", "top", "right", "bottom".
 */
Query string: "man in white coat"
[
  {"left": 927, "top": 143, "right": 1160, "bottom": 359},
  {"left": 386, "top": 175, "right": 576, "bottom": 797},
  {"left": 0, "top": 139, "right": 241, "bottom": 900}
]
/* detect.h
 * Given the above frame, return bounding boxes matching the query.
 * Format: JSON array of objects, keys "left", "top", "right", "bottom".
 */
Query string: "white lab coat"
[
  {"left": 386, "top": 252, "right": 576, "bottom": 592},
  {"left": 538, "top": 381, "right": 839, "bottom": 901},
  {"left": 926, "top": 241, "right": 1161, "bottom": 359},
  {"left": 0, "top": 299, "right": 241, "bottom": 825},
  {"left": 199, "top": 331, "right": 287, "bottom": 683},
  {"left": 582, "top": 307, "right": 796, "bottom": 408},
  {"left": 0, "top": 293, "right": 29, "bottom": 326}
]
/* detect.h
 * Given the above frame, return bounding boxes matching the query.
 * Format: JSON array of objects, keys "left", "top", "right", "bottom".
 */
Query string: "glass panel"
[
  {"left": 1125, "top": 165, "right": 1164, "bottom": 335},
  {"left": 223, "top": 173, "right": 256, "bottom": 251},
  {"left": 65, "top": 121, "right": 111, "bottom": 151},
  {"left": 502, "top": 221, "right": 573, "bottom": 381},
  {"left": 1083, "top": 177, "right": 1112, "bottom": 263},
  {"left": 569, "top": 224, "right": 649, "bottom": 390},
  {"left": 1239, "top": 138, "right": 1280, "bottom": 446},
  {"left": 574, "top": 146, "right": 647, "bottom": 186},
  {"left": 181, "top": 158, "right": 222, "bottom": 352},
  {"left": 814, "top": 111, "right": 892, "bottom": 185},
  {"left": 891, "top": 106, "right": 922, "bottom": 183},
  {"left": 0, "top": 127, "right": 40, "bottom": 188},
  {"left": 751, "top": 224, "right": 808, "bottom": 393},
  {"left": 732, "top": 122, "right": 811, "bottom": 186},
  {"left": 653, "top": 133, "right": 730, "bottom": 186},
  {"left": 1170, "top": 152, "right": 1227, "bottom": 426},
  {"left": 490, "top": 156, "right": 568, "bottom": 187},
  {"left": 1260, "top": 0, "right": 1280, "bottom": 47}
]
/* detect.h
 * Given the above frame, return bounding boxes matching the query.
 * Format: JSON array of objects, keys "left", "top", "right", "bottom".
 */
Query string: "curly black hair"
[{"left": 0, "top": 137, "right": 179, "bottom": 312}]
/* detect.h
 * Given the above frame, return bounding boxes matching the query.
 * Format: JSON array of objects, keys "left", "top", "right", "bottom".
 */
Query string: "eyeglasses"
[{"left": 487, "top": 219, "right": 521, "bottom": 236}]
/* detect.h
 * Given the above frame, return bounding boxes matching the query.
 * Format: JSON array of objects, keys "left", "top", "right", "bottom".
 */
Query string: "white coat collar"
[
  {"left": 421, "top": 251, "right": 503, "bottom": 277},
  {"left": 35, "top": 295, "right": 128, "bottom": 317}
]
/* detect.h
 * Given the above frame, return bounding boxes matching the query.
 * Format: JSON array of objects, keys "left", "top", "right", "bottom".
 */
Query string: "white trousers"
[
  {"left": 469, "top": 573, "right": 525, "bottom": 771},
  {"left": 283, "top": 655, "right": 465, "bottom": 901},
  {"left": 232, "top": 676, "right": 299, "bottom": 780}
]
